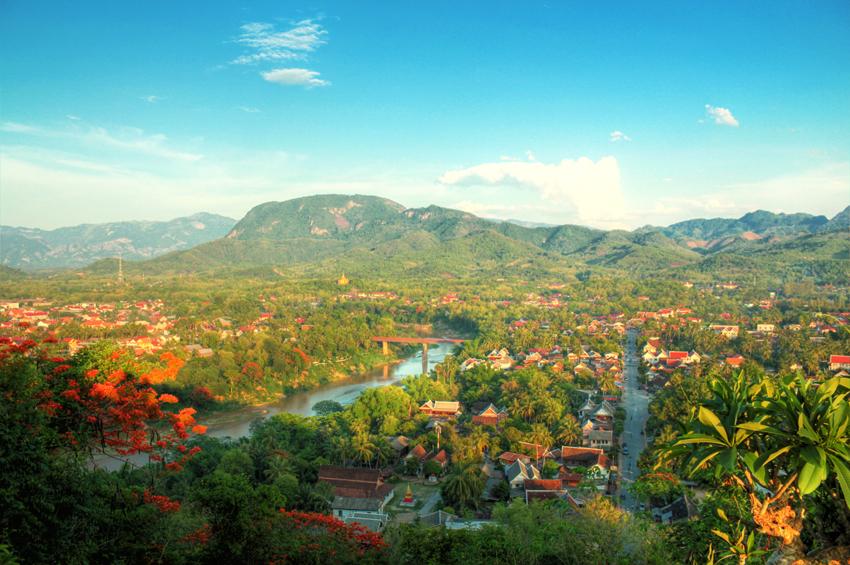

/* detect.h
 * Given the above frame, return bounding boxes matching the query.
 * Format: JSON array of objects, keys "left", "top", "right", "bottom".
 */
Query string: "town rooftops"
[{"left": 561, "top": 446, "right": 609, "bottom": 468}]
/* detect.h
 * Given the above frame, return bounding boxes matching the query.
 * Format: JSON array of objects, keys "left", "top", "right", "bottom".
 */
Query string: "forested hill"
[
  {"left": 1, "top": 213, "right": 236, "bottom": 270},
  {"left": 48, "top": 195, "right": 850, "bottom": 282}
]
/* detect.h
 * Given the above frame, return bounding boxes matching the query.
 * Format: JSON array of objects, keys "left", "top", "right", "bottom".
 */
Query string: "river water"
[{"left": 93, "top": 342, "right": 453, "bottom": 470}]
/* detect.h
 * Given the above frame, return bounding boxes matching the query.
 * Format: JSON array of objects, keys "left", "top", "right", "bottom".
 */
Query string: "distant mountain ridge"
[
  {"left": 120, "top": 195, "right": 848, "bottom": 282},
  {"left": 5, "top": 197, "right": 848, "bottom": 282},
  {"left": 1, "top": 212, "right": 236, "bottom": 269}
]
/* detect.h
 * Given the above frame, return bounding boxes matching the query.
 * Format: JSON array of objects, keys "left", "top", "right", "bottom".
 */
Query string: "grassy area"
[{"left": 386, "top": 481, "right": 440, "bottom": 514}]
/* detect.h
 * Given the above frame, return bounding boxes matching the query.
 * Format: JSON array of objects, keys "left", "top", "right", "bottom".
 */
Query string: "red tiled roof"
[
  {"left": 830, "top": 355, "right": 850, "bottom": 364},
  {"left": 524, "top": 479, "right": 562, "bottom": 491}
]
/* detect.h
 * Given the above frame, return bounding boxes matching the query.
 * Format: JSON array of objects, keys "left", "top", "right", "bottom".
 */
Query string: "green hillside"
[{"left": 67, "top": 195, "right": 850, "bottom": 283}]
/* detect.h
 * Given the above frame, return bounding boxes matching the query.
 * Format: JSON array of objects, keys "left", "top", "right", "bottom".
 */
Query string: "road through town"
[{"left": 619, "top": 328, "right": 650, "bottom": 511}]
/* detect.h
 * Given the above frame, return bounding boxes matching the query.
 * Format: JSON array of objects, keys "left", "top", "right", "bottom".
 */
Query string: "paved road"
[
  {"left": 419, "top": 491, "right": 442, "bottom": 516},
  {"left": 618, "top": 328, "right": 650, "bottom": 512}
]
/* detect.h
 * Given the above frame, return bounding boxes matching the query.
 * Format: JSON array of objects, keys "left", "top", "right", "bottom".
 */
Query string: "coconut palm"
[
  {"left": 440, "top": 462, "right": 485, "bottom": 512},
  {"left": 556, "top": 414, "right": 582, "bottom": 446},
  {"left": 468, "top": 426, "right": 491, "bottom": 455},
  {"left": 352, "top": 433, "right": 376, "bottom": 467}
]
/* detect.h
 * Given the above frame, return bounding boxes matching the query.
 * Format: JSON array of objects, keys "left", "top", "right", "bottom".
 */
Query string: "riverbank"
[{"left": 92, "top": 340, "right": 457, "bottom": 470}]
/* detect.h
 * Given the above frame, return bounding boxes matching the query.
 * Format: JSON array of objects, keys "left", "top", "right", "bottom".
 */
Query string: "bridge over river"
[{"left": 372, "top": 336, "right": 467, "bottom": 373}]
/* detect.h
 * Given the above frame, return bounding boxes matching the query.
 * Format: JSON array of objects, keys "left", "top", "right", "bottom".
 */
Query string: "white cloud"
[
  {"left": 232, "top": 20, "right": 327, "bottom": 65},
  {"left": 237, "top": 106, "right": 261, "bottom": 113},
  {"left": 262, "top": 68, "right": 330, "bottom": 87},
  {"left": 439, "top": 156, "right": 625, "bottom": 227},
  {"left": 142, "top": 95, "right": 164, "bottom": 103},
  {"left": 705, "top": 104, "right": 739, "bottom": 127},
  {"left": 610, "top": 130, "right": 631, "bottom": 142},
  {"left": 66, "top": 115, "right": 81, "bottom": 121}
]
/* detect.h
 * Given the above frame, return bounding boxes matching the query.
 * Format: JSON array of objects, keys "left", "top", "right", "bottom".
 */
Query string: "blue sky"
[{"left": 1, "top": 1, "right": 848, "bottom": 229}]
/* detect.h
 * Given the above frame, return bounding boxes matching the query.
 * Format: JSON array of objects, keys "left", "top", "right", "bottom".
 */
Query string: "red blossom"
[
  {"left": 143, "top": 490, "right": 181, "bottom": 513},
  {"left": 158, "top": 393, "right": 179, "bottom": 404},
  {"left": 191, "top": 425, "right": 207, "bottom": 434}
]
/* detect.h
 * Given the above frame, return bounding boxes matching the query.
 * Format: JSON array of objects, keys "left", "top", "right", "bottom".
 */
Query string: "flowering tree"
[
  {"left": 271, "top": 510, "right": 387, "bottom": 564},
  {"left": 1, "top": 338, "right": 204, "bottom": 470}
]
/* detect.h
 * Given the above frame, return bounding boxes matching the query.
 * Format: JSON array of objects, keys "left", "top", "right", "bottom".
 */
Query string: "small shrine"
[
  {"left": 337, "top": 273, "right": 349, "bottom": 286},
  {"left": 400, "top": 483, "right": 416, "bottom": 507}
]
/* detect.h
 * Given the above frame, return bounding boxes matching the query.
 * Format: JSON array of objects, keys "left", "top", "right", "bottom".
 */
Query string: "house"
[
  {"left": 560, "top": 447, "right": 610, "bottom": 478},
  {"left": 829, "top": 355, "right": 850, "bottom": 371},
  {"left": 709, "top": 324, "right": 740, "bottom": 338},
  {"left": 585, "top": 428, "right": 613, "bottom": 450},
  {"left": 523, "top": 479, "right": 566, "bottom": 503},
  {"left": 389, "top": 436, "right": 410, "bottom": 452},
  {"left": 505, "top": 460, "right": 541, "bottom": 489},
  {"left": 725, "top": 354, "right": 745, "bottom": 368},
  {"left": 578, "top": 398, "right": 597, "bottom": 421},
  {"left": 430, "top": 449, "right": 448, "bottom": 469},
  {"left": 651, "top": 495, "right": 698, "bottom": 524},
  {"left": 558, "top": 470, "right": 583, "bottom": 488},
  {"left": 591, "top": 402, "right": 614, "bottom": 422},
  {"left": 471, "top": 403, "right": 508, "bottom": 426},
  {"left": 331, "top": 496, "right": 390, "bottom": 531},
  {"left": 756, "top": 324, "right": 776, "bottom": 334},
  {"left": 498, "top": 452, "right": 531, "bottom": 467},
  {"left": 317, "top": 465, "right": 395, "bottom": 505},
  {"left": 406, "top": 444, "right": 429, "bottom": 463},
  {"left": 419, "top": 400, "right": 462, "bottom": 419}
]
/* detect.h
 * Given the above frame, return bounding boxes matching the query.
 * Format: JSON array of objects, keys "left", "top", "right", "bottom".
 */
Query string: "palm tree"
[
  {"left": 528, "top": 423, "right": 554, "bottom": 452},
  {"left": 440, "top": 462, "right": 485, "bottom": 512},
  {"left": 460, "top": 337, "right": 485, "bottom": 360},
  {"left": 556, "top": 414, "right": 582, "bottom": 447},
  {"left": 352, "top": 433, "right": 376, "bottom": 467},
  {"left": 468, "top": 426, "right": 491, "bottom": 455}
]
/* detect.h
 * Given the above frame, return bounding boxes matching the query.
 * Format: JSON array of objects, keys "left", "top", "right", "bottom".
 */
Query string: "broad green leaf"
[
  {"left": 736, "top": 422, "right": 787, "bottom": 437},
  {"left": 699, "top": 407, "right": 729, "bottom": 443},
  {"left": 800, "top": 445, "right": 822, "bottom": 466},
  {"left": 742, "top": 451, "right": 767, "bottom": 485},
  {"left": 691, "top": 449, "right": 722, "bottom": 474},
  {"left": 675, "top": 433, "right": 728, "bottom": 447},
  {"left": 828, "top": 456, "right": 850, "bottom": 509},
  {"left": 717, "top": 447, "right": 737, "bottom": 471},
  {"left": 798, "top": 412, "right": 821, "bottom": 442},
  {"left": 754, "top": 445, "right": 792, "bottom": 470},
  {"left": 797, "top": 461, "right": 825, "bottom": 495}
]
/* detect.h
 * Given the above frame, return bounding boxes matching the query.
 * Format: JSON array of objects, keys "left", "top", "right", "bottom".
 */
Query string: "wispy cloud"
[
  {"left": 262, "top": 68, "right": 329, "bottom": 88},
  {"left": 1, "top": 122, "right": 41, "bottom": 133},
  {"left": 610, "top": 130, "right": 631, "bottom": 142},
  {"left": 439, "top": 156, "right": 625, "bottom": 227},
  {"left": 232, "top": 20, "right": 327, "bottom": 65},
  {"left": 237, "top": 106, "right": 261, "bottom": 113},
  {"left": 2, "top": 120, "right": 202, "bottom": 162},
  {"left": 705, "top": 104, "right": 739, "bottom": 127},
  {"left": 142, "top": 95, "right": 164, "bottom": 104}
]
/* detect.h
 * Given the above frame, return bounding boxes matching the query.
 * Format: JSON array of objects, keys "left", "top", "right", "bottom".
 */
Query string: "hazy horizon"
[{"left": 1, "top": 195, "right": 848, "bottom": 232}]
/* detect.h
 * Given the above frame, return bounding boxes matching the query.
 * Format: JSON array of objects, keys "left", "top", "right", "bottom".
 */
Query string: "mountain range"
[
  {"left": 0, "top": 213, "right": 236, "bottom": 269},
  {"left": 2, "top": 195, "right": 848, "bottom": 282}
]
